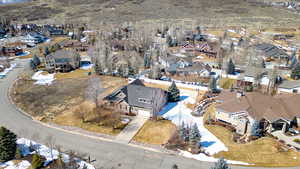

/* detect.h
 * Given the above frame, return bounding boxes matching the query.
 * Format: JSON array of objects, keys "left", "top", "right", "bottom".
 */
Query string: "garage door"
[{"left": 138, "top": 109, "right": 151, "bottom": 117}]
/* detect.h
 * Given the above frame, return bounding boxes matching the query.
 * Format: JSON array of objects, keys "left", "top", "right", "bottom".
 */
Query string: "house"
[
  {"left": 59, "top": 40, "right": 89, "bottom": 52},
  {"left": 104, "top": 79, "right": 168, "bottom": 117},
  {"left": 253, "top": 43, "right": 289, "bottom": 60},
  {"left": 237, "top": 67, "right": 268, "bottom": 88},
  {"left": 278, "top": 80, "right": 300, "bottom": 94},
  {"left": 0, "top": 46, "right": 23, "bottom": 57},
  {"left": 45, "top": 49, "right": 80, "bottom": 72},
  {"left": 167, "top": 62, "right": 211, "bottom": 77},
  {"left": 216, "top": 90, "right": 300, "bottom": 135},
  {"left": 22, "top": 33, "right": 46, "bottom": 44}
]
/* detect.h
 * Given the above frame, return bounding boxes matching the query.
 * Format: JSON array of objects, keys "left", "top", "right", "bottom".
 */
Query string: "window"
[{"left": 138, "top": 98, "right": 152, "bottom": 104}]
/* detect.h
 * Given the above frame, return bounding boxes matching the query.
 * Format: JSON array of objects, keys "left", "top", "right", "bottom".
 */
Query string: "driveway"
[
  {"left": 115, "top": 114, "right": 149, "bottom": 144},
  {"left": 272, "top": 131, "right": 300, "bottom": 149},
  {"left": 0, "top": 59, "right": 299, "bottom": 169}
]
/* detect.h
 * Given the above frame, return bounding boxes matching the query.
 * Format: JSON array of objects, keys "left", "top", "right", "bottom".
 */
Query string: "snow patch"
[
  {"left": 180, "top": 150, "right": 251, "bottom": 165},
  {"left": 0, "top": 160, "right": 31, "bottom": 169},
  {"left": 32, "top": 71, "right": 55, "bottom": 85},
  {"left": 80, "top": 64, "right": 93, "bottom": 70},
  {"left": 0, "top": 63, "right": 17, "bottom": 78},
  {"left": 17, "top": 138, "right": 95, "bottom": 169}
]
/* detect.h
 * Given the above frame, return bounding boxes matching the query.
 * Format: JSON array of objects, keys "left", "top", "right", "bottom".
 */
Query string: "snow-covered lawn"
[
  {"left": 31, "top": 71, "right": 55, "bottom": 85},
  {"left": 0, "top": 63, "right": 17, "bottom": 78},
  {"left": 158, "top": 87, "right": 250, "bottom": 165},
  {"left": 16, "top": 138, "right": 95, "bottom": 169}
]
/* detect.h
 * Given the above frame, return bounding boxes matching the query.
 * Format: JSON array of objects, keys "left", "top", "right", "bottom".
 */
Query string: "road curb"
[{"left": 7, "top": 77, "right": 171, "bottom": 155}]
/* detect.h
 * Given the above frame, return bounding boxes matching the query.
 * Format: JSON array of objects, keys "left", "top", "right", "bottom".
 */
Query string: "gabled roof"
[
  {"left": 279, "top": 80, "right": 300, "bottom": 89},
  {"left": 216, "top": 90, "right": 300, "bottom": 122},
  {"left": 105, "top": 79, "right": 167, "bottom": 109},
  {"left": 253, "top": 43, "right": 289, "bottom": 59}
]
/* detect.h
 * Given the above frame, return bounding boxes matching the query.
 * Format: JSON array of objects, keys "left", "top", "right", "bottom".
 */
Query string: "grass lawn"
[
  {"left": 133, "top": 120, "right": 177, "bottom": 145},
  {"left": 54, "top": 110, "right": 122, "bottom": 136},
  {"left": 219, "top": 78, "right": 237, "bottom": 89},
  {"left": 55, "top": 69, "right": 92, "bottom": 80},
  {"left": 206, "top": 125, "right": 300, "bottom": 167}
]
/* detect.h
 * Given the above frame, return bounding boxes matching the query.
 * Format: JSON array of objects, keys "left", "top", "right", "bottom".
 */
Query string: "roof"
[
  {"left": 216, "top": 90, "right": 300, "bottom": 122},
  {"left": 105, "top": 79, "right": 167, "bottom": 109},
  {"left": 279, "top": 80, "right": 300, "bottom": 89},
  {"left": 46, "top": 50, "right": 79, "bottom": 67},
  {"left": 253, "top": 43, "right": 289, "bottom": 59}
]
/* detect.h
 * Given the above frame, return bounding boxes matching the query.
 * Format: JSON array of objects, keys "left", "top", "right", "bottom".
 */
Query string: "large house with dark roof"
[
  {"left": 104, "top": 79, "right": 168, "bottom": 117},
  {"left": 45, "top": 49, "right": 80, "bottom": 72},
  {"left": 215, "top": 90, "right": 300, "bottom": 135},
  {"left": 253, "top": 43, "right": 289, "bottom": 60}
]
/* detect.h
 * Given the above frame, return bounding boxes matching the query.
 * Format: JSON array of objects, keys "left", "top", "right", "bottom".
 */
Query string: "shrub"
[
  {"left": 294, "top": 138, "right": 300, "bottom": 144},
  {"left": 0, "top": 127, "right": 17, "bottom": 162},
  {"left": 31, "top": 154, "right": 43, "bottom": 169}
]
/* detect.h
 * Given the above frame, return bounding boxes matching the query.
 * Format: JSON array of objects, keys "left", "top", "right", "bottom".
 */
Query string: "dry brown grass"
[
  {"left": 133, "top": 120, "right": 177, "bottom": 145},
  {"left": 144, "top": 82, "right": 199, "bottom": 92},
  {"left": 205, "top": 124, "right": 300, "bottom": 167},
  {"left": 53, "top": 101, "right": 123, "bottom": 135},
  {"left": 99, "top": 76, "right": 128, "bottom": 97},
  {"left": 55, "top": 69, "right": 92, "bottom": 80},
  {"left": 219, "top": 78, "right": 237, "bottom": 89},
  {"left": 170, "top": 75, "right": 210, "bottom": 84}
]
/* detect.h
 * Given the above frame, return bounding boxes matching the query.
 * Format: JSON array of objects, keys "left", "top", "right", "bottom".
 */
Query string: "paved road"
[{"left": 0, "top": 59, "right": 298, "bottom": 169}]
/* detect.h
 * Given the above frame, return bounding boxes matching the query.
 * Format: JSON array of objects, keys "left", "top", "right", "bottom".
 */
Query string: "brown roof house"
[
  {"left": 104, "top": 79, "right": 168, "bottom": 117},
  {"left": 45, "top": 49, "right": 80, "bottom": 72},
  {"left": 216, "top": 90, "right": 300, "bottom": 135}
]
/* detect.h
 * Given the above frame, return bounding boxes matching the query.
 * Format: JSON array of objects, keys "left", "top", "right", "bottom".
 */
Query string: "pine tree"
[
  {"left": 32, "top": 55, "right": 41, "bottom": 66},
  {"left": 209, "top": 77, "right": 217, "bottom": 92},
  {"left": 179, "top": 122, "right": 185, "bottom": 141},
  {"left": 171, "top": 164, "right": 179, "bottom": 169},
  {"left": 251, "top": 120, "right": 261, "bottom": 137},
  {"left": 168, "top": 81, "right": 180, "bottom": 102},
  {"left": 227, "top": 59, "right": 235, "bottom": 75},
  {"left": 30, "top": 60, "right": 36, "bottom": 70},
  {"left": 31, "top": 154, "right": 43, "bottom": 169},
  {"left": 0, "top": 127, "right": 17, "bottom": 162},
  {"left": 291, "top": 63, "right": 300, "bottom": 80},
  {"left": 211, "top": 158, "right": 230, "bottom": 169},
  {"left": 44, "top": 47, "right": 50, "bottom": 56},
  {"left": 261, "top": 59, "right": 266, "bottom": 68},
  {"left": 189, "top": 123, "right": 201, "bottom": 145}
]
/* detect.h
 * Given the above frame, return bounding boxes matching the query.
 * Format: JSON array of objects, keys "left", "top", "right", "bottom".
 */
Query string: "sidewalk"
[{"left": 115, "top": 114, "right": 149, "bottom": 144}]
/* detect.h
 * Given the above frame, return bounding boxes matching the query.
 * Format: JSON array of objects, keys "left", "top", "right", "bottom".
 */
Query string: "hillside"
[{"left": 0, "top": 0, "right": 300, "bottom": 27}]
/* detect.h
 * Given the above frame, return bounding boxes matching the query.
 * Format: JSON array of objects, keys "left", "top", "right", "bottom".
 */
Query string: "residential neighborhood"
[{"left": 1, "top": 0, "right": 300, "bottom": 169}]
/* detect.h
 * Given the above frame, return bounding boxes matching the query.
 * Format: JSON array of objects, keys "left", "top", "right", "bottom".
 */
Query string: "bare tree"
[
  {"left": 85, "top": 76, "right": 102, "bottom": 108},
  {"left": 45, "top": 135, "right": 56, "bottom": 160}
]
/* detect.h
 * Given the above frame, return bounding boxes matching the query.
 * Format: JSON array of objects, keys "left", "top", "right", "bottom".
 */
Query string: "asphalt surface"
[{"left": 0, "top": 59, "right": 298, "bottom": 169}]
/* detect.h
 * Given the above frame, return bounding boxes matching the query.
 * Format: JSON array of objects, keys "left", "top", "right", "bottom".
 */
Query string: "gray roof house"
[
  {"left": 45, "top": 49, "right": 80, "bottom": 72},
  {"left": 253, "top": 43, "right": 289, "bottom": 60},
  {"left": 278, "top": 80, "right": 300, "bottom": 94},
  {"left": 104, "top": 79, "right": 168, "bottom": 117}
]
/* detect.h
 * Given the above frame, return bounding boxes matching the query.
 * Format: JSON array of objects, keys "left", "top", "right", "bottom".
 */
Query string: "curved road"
[{"left": 0, "top": 59, "right": 297, "bottom": 169}]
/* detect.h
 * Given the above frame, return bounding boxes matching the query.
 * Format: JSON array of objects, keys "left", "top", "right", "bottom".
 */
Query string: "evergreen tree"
[
  {"left": 251, "top": 120, "right": 261, "bottom": 137},
  {"left": 31, "top": 154, "right": 43, "bottom": 169},
  {"left": 44, "top": 47, "right": 50, "bottom": 56},
  {"left": 32, "top": 55, "right": 41, "bottom": 66},
  {"left": 30, "top": 60, "right": 36, "bottom": 70},
  {"left": 144, "top": 53, "right": 150, "bottom": 68},
  {"left": 226, "top": 59, "right": 235, "bottom": 75},
  {"left": 261, "top": 59, "right": 266, "bottom": 68},
  {"left": 0, "top": 127, "right": 17, "bottom": 162},
  {"left": 211, "top": 158, "right": 230, "bottom": 169},
  {"left": 189, "top": 123, "right": 201, "bottom": 144},
  {"left": 179, "top": 121, "right": 186, "bottom": 141},
  {"left": 291, "top": 63, "right": 300, "bottom": 80},
  {"left": 168, "top": 81, "right": 180, "bottom": 102},
  {"left": 171, "top": 164, "right": 179, "bottom": 169},
  {"left": 209, "top": 77, "right": 217, "bottom": 92}
]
